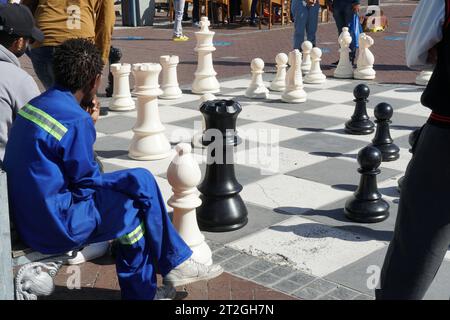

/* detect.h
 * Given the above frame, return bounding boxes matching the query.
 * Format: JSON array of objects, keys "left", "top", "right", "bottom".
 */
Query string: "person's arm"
[
  {"left": 13, "top": 74, "right": 41, "bottom": 116},
  {"left": 94, "top": 0, "right": 115, "bottom": 65}
]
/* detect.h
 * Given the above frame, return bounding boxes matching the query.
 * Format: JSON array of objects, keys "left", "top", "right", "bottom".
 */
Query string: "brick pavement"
[{"left": 20, "top": 0, "right": 418, "bottom": 301}]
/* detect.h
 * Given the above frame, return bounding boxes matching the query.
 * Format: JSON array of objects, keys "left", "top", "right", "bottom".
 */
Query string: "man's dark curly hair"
[{"left": 53, "top": 38, "right": 104, "bottom": 93}]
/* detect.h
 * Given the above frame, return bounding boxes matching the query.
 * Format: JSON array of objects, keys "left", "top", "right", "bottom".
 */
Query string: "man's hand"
[
  {"left": 352, "top": 4, "right": 360, "bottom": 13},
  {"left": 81, "top": 96, "right": 100, "bottom": 124}
]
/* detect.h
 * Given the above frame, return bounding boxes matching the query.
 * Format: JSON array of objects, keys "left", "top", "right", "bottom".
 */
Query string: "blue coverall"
[{"left": 3, "top": 87, "right": 192, "bottom": 300}]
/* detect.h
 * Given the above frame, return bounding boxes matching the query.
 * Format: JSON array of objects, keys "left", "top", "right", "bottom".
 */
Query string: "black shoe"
[{"left": 249, "top": 19, "right": 257, "bottom": 27}]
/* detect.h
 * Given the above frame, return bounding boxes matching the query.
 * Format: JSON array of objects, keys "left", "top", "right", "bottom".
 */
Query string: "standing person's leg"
[
  {"left": 29, "top": 46, "right": 56, "bottom": 89},
  {"left": 192, "top": 0, "right": 200, "bottom": 26},
  {"left": 343, "top": 4, "right": 356, "bottom": 62},
  {"left": 306, "top": 2, "right": 320, "bottom": 47},
  {"left": 250, "top": 0, "right": 258, "bottom": 25},
  {"left": 376, "top": 124, "right": 450, "bottom": 299},
  {"left": 292, "top": 0, "right": 308, "bottom": 50},
  {"left": 173, "top": 0, "right": 188, "bottom": 40},
  {"left": 332, "top": 5, "right": 346, "bottom": 35}
]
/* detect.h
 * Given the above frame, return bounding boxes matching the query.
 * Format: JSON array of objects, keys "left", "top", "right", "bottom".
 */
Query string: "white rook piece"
[
  {"left": 192, "top": 93, "right": 216, "bottom": 149},
  {"left": 301, "top": 41, "right": 313, "bottom": 75},
  {"left": 192, "top": 17, "right": 220, "bottom": 94},
  {"left": 167, "top": 143, "right": 213, "bottom": 266},
  {"left": 354, "top": 33, "right": 376, "bottom": 80},
  {"left": 416, "top": 69, "right": 433, "bottom": 86},
  {"left": 159, "top": 55, "right": 183, "bottom": 99},
  {"left": 304, "top": 47, "right": 326, "bottom": 84},
  {"left": 128, "top": 63, "right": 171, "bottom": 160},
  {"left": 110, "top": 63, "right": 135, "bottom": 111},
  {"left": 282, "top": 49, "right": 307, "bottom": 103},
  {"left": 245, "top": 58, "right": 269, "bottom": 99},
  {"left": 334, "top": 27, "right": 354, "bottom": 79},
  {"left": 270, "top": 53, "right": 288, "bottom": 92}
]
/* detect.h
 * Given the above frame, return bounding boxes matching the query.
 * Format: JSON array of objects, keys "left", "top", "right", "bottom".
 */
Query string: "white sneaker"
[
  {"left": 66, "top": 241, "right": 110, "bottom": 265},
  {"left": 163, "top": 258, "right": 223, "bottom": 287},
  {"left": 154, "top": 285, "right": 177, "bottom": 300}
]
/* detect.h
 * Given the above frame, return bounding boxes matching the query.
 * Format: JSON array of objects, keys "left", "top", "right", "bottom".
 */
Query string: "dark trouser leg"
[
  {"left": 376, "top": 124, "right": 450, "bottom": 299},
  {"left": 29, "top": 46, "right": 56, "bottom": 90},
  {"left": 193, "top": 0, "right": 199, "bottom": 22},
  {"left": 292, "top": 0, "right": 307, "bottom": 50},
  {"left": 306, "top": 2, "right": 320, "bottom": 47}
]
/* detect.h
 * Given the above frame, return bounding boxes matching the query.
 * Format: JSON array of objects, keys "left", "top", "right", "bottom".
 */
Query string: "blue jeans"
[
  {"left": 30, "top": 46, "right": 56, "bottom": 90},
  {"left": 291, "top": 0, "right": 320, "bottom": 50}
]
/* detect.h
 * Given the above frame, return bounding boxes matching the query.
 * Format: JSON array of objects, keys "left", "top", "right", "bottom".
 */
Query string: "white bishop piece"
[
  {"left": 301, "top": 41, "right": 313, "bottom": 75},
  {"left": 354, "top": 33, "right": 376, "bottom": 80},
  {"left": 245, "top": 58, "right": 269, "bottom": 99},
  {"left": 270, "top": 53, "right": 288, "bottom": 92},
  {"left": 167, "top": 143, "right": 213, "bottom": 266},
  {"left": 192, "top": 17, "right": 220, "bottom": 94},
  {"left": 282, "top": 49, "right": 307, "bottom": 103},
  {"left": 160, "top": 55, "right": 183, "bottom": 99},
  {"left": 110, "top": 63, "right": 135, "bottom": 111},
  {"left": 304, "top": 47, "right": 326, "bottom": 84},
  {"left": 334, "top": 27, "right": 354, "bottom": 79},
  {"left": 128, "top": 63, "right": 172, "bottom": 160}
]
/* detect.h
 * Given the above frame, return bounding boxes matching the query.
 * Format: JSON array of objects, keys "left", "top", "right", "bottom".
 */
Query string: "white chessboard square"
[
  {"left": 229, "top": 216, "right": 387, "bottom": 277},
  {"left": 396, "top": 103, "right": 431, "bottom": 118},
  {"left": 240, "top": 174, "right": 350, "bottom": 210},
  {"left": 307, "top": 89, "right": 355, "bottom": 104},
  {"left": 239, "top": 104, "right": 297, "bottom": 122},
  {"left": 303, "top": 79, "right": 353, "bottom": 90},
  {"left": 237, "top": 121, "right": 310, "bottom": 143},
  {"left": 304, "top": 104, "right": 373, "bottom": 120},
  {"left": 221, "top": 79, "right": 251, "bottom": 89},
  {"left": 158, "top": 93, "right": 201, "bottom": 105},
  {"left": 373, "top": 87, "right": 424, "bottom": 102}
]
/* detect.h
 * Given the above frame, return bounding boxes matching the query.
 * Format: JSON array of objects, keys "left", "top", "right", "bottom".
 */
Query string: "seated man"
[
  {"left": 0, "top": 3, "right": 41, "bottom": 167},
  {"left": 3, "top": 38, "right": 223, "bottom": 300}
]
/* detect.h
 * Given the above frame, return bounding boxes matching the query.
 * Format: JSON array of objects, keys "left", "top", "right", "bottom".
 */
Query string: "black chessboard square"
[
  {"left": 285, "top": 157, "right": 402, "bottom": 187},
  {"left": 96, "top": 115, "right": 136, "bottom": 134},
  {"left": 94, "top": 136, "right": 130, "bottom": 159},
  {"left": 268, "top": 113, "right": 345, "bottom": 130}
]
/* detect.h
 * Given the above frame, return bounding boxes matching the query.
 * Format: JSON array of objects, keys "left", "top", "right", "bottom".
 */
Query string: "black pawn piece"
[
  {"left": 345, "top": 84, "right": 375, "bottom": 135},
  {"left": 397, "top": 127, "right": 421, "bottom": 191},
  {"left": 197, "top": 99, "right": 248, "bottom": 232},
  {"left": 371, "top": 102, "right": 400, "bottom": 161},
  {"left": 105, "top": 46, "right": 123, "bottom": 98},
  {"left": 344, "top": 146, "right": 390, "bottom": 223}
]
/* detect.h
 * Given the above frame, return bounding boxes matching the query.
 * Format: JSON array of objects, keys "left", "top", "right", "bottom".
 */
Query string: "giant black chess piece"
[
  {"left": 371, "top": 102, "right": 400, "bottom": 161},
  {"left": 344, "top": 145, "right": 390, "bottom": 223},
  {"left": 105, "top": 46, "right": 122, "bottom": 98},
  {"left": 345, "top": 84, "right": 375, "bottom": 135},
  {"left": 397, "top": 127, "right": 421, "bottom": 191},
  {"left": 196, "top": 99, "right": 248, "bottom": 232}
]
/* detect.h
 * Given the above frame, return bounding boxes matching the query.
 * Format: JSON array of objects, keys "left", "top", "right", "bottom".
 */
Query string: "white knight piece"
[{"left": 354, "top": 33, "right": 376, "bottom": 80}]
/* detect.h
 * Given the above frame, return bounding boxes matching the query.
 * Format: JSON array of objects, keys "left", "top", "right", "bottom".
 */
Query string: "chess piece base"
[
  {"left": 192, "top": 76, "right": 220, "bottom": 94},
  {"left": 129, "top": 134, "right": 172, "bottom": 160},
  {"left": 190, "top": 242, "right": 213, "bottom": 266},
  {"left": 197, "top": 195, "right": 248, "bottom": 232},
  {"left": 344, "top": 197, "right": 390, "bottom": 223},
  {"left": 245, "top": 88, "right": 269, "bottom": 99},
  {"left": 269, "top": 82, "right": 286, "bottom": 92},
  {"left": 109, "top": 97, "right": 135, "bottom": 111},
  {"left": 345, "top": 120, "right": 375, "bottom": 135},
  {"left": 282, "top": 90, "right": 307, "bottom": 103},
  {"left": 372, "top": 143, "right": 400, "bottom": 162},
  {"left": 160, "top": 87, "right": 183, "bottom": 100},
  {"left": 354, "top": 69, "right": 376, "bottom": 80},
  {"left": 304, "top": 74, "right": 327, "bottom": 84}
]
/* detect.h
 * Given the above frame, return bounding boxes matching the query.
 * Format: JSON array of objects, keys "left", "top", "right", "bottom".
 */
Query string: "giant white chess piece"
[
  {"left": 282, "top": 49, "right": 307, "bottom": 103},
  {"left": 416, "top": 69, "right": 433, "bottom": 86},
  {"left": 110, "top": 63, "right": 135, "bottom": 111},
  {"left": 160, "top": 55, "right": 183, "bottom": 99},
  {"left": 304, "top": 47, "right": 327, "bottom": 84},
  {"left": 334, "top": 27, "right": 354, "bottom": 79},
  {"left": 191, "top": 93, "right": 216, "bottom": 149},
  {"left": 128, "top": 63, "right": 172, "bottom": 160},
  {"left": 354, "top": 33, "right": 376, "bottom": 80},
  {"left": 192, "top": 17, "right": 220, "bottom": 94},
  {"left": 245, "top": 58, "right": 269, "bottom": 99},
  {"left": 301, "top": 41, "right": 313, "bottom": 75},
  {"left": 167, "top": 143, "right": 213, "bottom": 266},
  {"left": 270, "top": 53, "right": 288, "bottom": 92}
]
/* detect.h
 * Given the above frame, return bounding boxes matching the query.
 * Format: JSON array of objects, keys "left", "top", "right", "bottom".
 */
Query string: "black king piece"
[{"left": 196, "top": 99, "right": 248, "bottom": 232}]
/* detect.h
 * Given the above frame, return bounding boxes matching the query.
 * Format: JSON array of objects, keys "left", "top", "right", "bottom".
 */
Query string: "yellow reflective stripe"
[
  {"left": 25, "top": 104, "right": 68, "bottom": 134},
  {"left": 18, "top": 104, "right": 68, "bottom": 141},
  {"left": 119, "top": 222, "right": 145, "bottom": 245}
]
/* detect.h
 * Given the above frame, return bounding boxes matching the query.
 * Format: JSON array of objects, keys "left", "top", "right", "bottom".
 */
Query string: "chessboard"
[{"left": 95, "top": 74, "right": 450, "bottom": 300}]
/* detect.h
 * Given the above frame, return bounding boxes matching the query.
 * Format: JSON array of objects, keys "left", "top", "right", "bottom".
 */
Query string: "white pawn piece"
[
  {"left": 167, "top": 143, "right": 213, "bottom": 266},
  {"left": 301, "top": 41, "right": 313, "bottom": 75},
  {"left": 245, "top": 58, "right": 270, "bottom": 99},
  {"left": 270, "top": 53, "right": 288, "bottom": 92},
  {"left": 304, "top": 47, "right": 327, "bottom": 84},
  {"left": 192, "top": 17, "right": 220, "bottom": 94},
  {"left": 282, "top": 49, "right": 307, "bottom": 103},
  {"left": 159, "top": 55, "right": 183, "bottom": 99},
  {"left": 416, "top": 69, "right": 433, "bottom": 86},
  {"left": 334, "top": 27, "right": 354, "bottom": 79},
  {"left": 354, "top": 33, "right": 376, "bottom": 80},
  {"left": 192, "top": 93, "right": 216, "bottom": 149},
  {"left": 110, "top": 63, "right": 135, "bottom": 111},
  {"left": 128, "top": 63, "right": 172, "bottom": 160}
]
